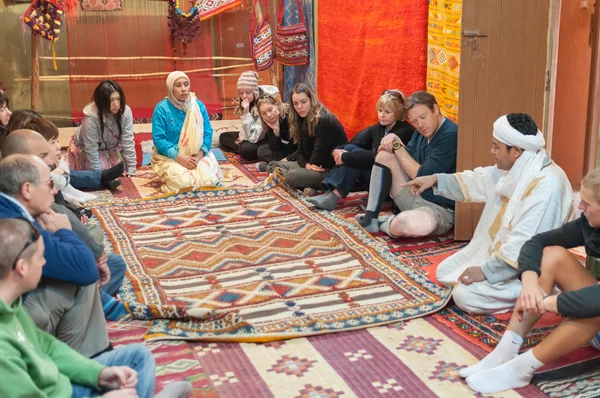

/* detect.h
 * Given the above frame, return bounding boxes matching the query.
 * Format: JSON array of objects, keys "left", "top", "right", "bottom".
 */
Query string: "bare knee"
[
  {"left": 540, "top": 246, "right": 572, "bottom": 274},
  {"left": 375, "top": 150, "right": 396, "bottom": 166}
]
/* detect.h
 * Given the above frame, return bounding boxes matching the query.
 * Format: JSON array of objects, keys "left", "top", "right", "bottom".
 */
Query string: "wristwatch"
[{"left": 392, "top": 141, "right": 403, "bottom": 152}]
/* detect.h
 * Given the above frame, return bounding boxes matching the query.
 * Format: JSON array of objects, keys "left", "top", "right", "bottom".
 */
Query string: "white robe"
[{"left": 434, "top": 158, "right": 573, "bottom": 314}]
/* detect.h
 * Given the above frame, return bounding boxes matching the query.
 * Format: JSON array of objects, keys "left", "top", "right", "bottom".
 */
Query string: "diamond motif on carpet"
[
  {"left": 268, "top": 355, "right": 317, "bottom": 377},
  {"left": 94, "top": 174, "right": 452, "bottom": 341},
  {"left": 295, "top": 384, "right": 344, "bottom": 398},
  {"left": 397, "top": 335, "right": 443, "bottom": 355}
]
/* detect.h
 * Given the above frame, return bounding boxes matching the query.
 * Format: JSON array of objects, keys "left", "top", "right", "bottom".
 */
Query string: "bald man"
[{"left": 1, "top": 130, "right": 128, "bottom": 318}]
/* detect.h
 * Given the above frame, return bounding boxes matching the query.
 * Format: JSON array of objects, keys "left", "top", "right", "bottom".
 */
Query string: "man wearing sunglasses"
[
  {"left": 0, "top": 154, "right": 110, "bottom": 358},
  {"left": 0, "top": 218, "right": 192, "bottom": 398}
]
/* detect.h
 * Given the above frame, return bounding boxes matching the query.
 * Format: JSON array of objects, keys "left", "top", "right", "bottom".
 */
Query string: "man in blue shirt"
[{"left": 357, "top": 91, "right": 458, "bottom": 238}]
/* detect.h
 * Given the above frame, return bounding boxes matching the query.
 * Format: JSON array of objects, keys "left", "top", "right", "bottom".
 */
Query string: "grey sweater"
[{"left": 74, "top": 103, "right": 136, "bottom": 174}]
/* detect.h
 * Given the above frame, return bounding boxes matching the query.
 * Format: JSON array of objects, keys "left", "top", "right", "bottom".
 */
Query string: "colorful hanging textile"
[
  {"left": 426, "top": 0, "right": 462, "bottom": 123},
  {"left": 81, "top": 0, "right": 122, "bottom": 11},
  {"left": 168, "top": 0, "right": 202, "bottom": 53},
  {"left": 23, "top": 0, "right": 65, "bottom": 70},
  {"left": 197, "top": 0, "right": 242, "bottom": 21},
  {"left": 283, "top": 0, "right": 316, "bottom": 100},
  {"left": 250, "top": 0, "right": 274, "bottom": 71},
  {"left": 23, "top": 0, "right": 64, "bottom": 41},
  {"left": 317, "top": 0, "right": 428, "bottom": 139}
]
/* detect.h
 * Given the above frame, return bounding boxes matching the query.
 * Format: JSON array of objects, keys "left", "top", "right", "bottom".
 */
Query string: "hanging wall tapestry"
[
  {"left": 168, "top": 0, "right": 202, "bottom": 53},
  {"left": 23, "top": 0, "right": 65, "bottom": 69},
  {"left": 197, "top": 0, "right": 242, "bottom": 21},
  {"left": 426, "top": 0, "right": 462, "bottom": 123},
  {"left": 24, "top": 0, "right": 65, "bottom": 41},
  {"left": 275, "top": 0, "right": 309, "bottom": 66},
  {"left": 283, "top": 0, "right": 316, "bottom": 100},
  {"left": 81, "top": 0, "right": 122, "bottom": 11},
  {"left": 317, "top": 0, "right": 428, "bottom": 139},
  {"left": 250, "top": 0, "right": 274, "bottom": 71}
]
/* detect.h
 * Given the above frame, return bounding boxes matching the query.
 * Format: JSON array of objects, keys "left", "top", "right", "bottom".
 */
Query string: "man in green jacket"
[{"left": 0, "top": 217, "right": 191, "bottom": 397}]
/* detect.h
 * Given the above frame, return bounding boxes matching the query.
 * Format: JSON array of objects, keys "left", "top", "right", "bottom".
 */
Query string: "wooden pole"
[{"left": 31, "top": 34, "right": 40, "bottom": 111}]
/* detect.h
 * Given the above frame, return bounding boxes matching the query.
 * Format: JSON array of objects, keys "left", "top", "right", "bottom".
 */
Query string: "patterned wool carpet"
[
  {"left": 93, "top": 173, "right": 452, "bottom": 342},
  {"left": 85, "top": 158, "right": 600, "bottom": 397}
]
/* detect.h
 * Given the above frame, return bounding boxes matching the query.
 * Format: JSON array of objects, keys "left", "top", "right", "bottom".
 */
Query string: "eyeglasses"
[
  {"left": 382, "top": 90, "right": 404, "bottom": 103},
  {"left": 11, "top": 219, "right": 41, "bottom": 270},
  {"left": 38, "top": 178, "right": 54, "bottom": 190},
  {"left": 258, "top": 93, "right": 277, "bottom": 102}
]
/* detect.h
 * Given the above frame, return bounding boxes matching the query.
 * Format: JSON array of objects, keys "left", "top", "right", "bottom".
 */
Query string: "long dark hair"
[
  {"left": 92, "top": 80, "right": 126, "bottom": 141},
  {"left": 0, "top": 93, "right": 8, "bottom": 114},
  {"left": 288, "top": 83, "right": 325, "bottom": 143}
]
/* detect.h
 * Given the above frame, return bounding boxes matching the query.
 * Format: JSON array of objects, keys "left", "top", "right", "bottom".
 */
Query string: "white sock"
[
  {"left": 459, "top": 330, "right": 523, "bottom": 378},
  {"left": 466, "top": 349, "right": 544, "bottom": 394}
]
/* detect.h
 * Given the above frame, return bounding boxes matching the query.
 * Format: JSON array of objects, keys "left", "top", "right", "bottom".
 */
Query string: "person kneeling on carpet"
[
  {"left": 68, "top": 80, "right": 137, "bottom": 179},
  {"left": 403, "top": 113, "right": 573, "bottom": 314},
  {"left": 151, "top": 71, "right": 223, "bottom": 193},
  {"left": 265, "top": 83, "right": 348, "bottom": 190},
  {"left": 356, "top": 91, "right": 458, "bottom": 237},
  {"left": 0, "top": 218, "right": 192, "bottom": 398},
  {"left": 456, "top": 167, "right": 600, "bottom": 394},
  {"left": 307, "top": 89, "right": 413, "bottom": 210},
  {"left": 255, "top": 91, "right": 297, "bottom": 166}
]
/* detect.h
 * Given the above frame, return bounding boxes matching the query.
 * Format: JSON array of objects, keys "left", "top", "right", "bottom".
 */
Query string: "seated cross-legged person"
[
  {"left": 152, "top": 71, "right": 223, "bottom": 193},
  {"left": 456, "top": 168, "right": 600, "bottom": 394},
  {"left": 266, "top": 83, "right": 348, "bottom": 190},
  {"left": 405, "top": 114, "right": 573, "bottom": 314},
  {"left": 2, "top": 131, "right": 128, "bottom": 320},
  {"left": 356, "top": 91, "right": 458, "bottom": 237},
  {"left": 0, "top": 154, "right": 109, "bottom": 358},
  {"left": 307, "top": 89, "right": 413, "bottom": 210},
  {"left": 0, "top": 218, "right": 192, "bottom": 398}
]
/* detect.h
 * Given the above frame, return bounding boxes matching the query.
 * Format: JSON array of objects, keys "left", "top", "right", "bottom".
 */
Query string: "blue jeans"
[
  {"left": 103, "top": 254, "right": 126, "bottom": 296},
  {"left": 71, "top": 344, "right": 156, "bottom": 398},
  {"left": 70, "top": 169, "right": 102, "bottom": 190},
  {"left": 322, "top": 145, "right": 372, "bottom": 197}
]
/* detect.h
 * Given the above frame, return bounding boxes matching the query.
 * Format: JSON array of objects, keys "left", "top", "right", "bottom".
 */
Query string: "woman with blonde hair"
[
  {"left": 255, "top": 92, "right": 297, "bottom": 165},
  {"left": 266, "top": 83, "right": 347, "bottom": 190},
  {"left": 308, "top": 89, "right": 413, "bottom": 210},
  {"left": 151, "top": 71, "right": 222, "bottom": 193}
]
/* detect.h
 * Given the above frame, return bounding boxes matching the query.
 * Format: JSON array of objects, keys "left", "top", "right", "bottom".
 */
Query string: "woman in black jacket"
[
  {"left": 307, "top": 90, "right": 413, "bottom": 210},
  {"left": 266, "top": 83, "right": 347, "bottom": 190},
  {"left": 255, "top": 93, "right": 297, "bottom": 164}
]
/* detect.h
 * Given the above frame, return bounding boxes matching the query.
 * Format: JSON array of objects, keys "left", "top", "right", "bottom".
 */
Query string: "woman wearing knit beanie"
[{"left": 219, "top": 71, "right": 277, "bottom": 161}]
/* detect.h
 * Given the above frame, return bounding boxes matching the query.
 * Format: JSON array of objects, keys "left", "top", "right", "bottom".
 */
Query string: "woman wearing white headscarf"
[{"left": 151, "top": 71, "right": 223, "bottom": 193}]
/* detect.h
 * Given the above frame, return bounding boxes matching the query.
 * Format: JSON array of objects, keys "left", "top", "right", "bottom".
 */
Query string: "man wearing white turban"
[{"left": 404, "top": 113, "right": 573, "bottom": 314}]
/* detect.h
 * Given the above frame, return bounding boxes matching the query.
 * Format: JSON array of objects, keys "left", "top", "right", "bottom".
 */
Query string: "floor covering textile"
[
  {"left": 93, "top": 173, "right": 452, "bottom": 342},
  {"left": 83, "top": 159, "right": 600, "bottom": 396}
]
